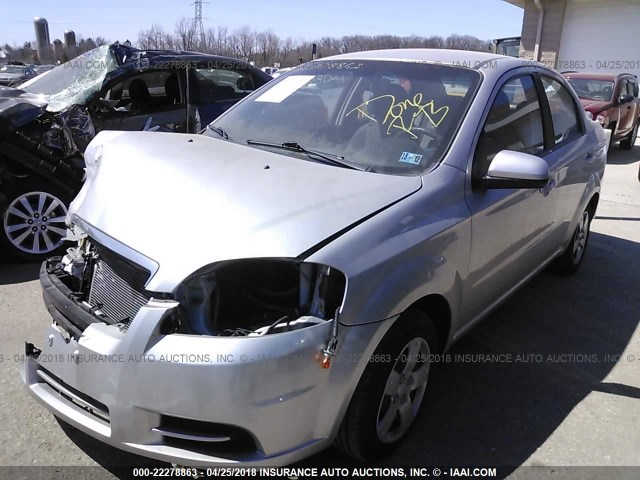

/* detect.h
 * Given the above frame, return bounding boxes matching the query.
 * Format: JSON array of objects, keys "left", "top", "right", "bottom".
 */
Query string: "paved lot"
[{"left": 0, "top": 143, "right": 638, "bottom": 477}]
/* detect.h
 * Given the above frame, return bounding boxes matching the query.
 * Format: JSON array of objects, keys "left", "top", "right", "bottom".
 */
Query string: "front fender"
[{"left": 307, "top": 164, "right": 470, "bottom": 330}]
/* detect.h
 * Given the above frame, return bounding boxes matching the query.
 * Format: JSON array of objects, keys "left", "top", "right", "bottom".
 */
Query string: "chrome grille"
[{"left": 88, "top": 244, "right": 151, "bottom": 323}]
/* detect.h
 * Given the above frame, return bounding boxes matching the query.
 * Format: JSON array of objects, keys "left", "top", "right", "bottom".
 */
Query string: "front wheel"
[
  {"left": 1, "top": 182, "right": 70, "bottom": 262},
  {"left": 550, "top": 208, "right": 591, "bottom": 275},
  {"left": 335, "top": 310, "right": 438, "bottom": 460}
]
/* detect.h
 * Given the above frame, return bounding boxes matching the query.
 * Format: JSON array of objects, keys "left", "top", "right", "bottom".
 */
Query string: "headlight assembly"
[{"left": 167, "top": 259, "right": 346, "bottom": 337}]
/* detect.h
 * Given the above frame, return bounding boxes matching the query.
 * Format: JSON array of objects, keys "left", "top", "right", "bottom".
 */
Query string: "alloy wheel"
[
  {"left": 572, "top": 210, "right": 590, "bottom": 265},
  {"left": 3, "top": 191, "right": 68, "bottom": 255},
  {"left": 376, "top": 337, "right": 431, "bottom": 444}
]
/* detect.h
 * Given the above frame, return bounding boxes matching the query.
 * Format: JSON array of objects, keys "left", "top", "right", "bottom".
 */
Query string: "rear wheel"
[
  {"left": 550, "top": 208, "right": 591, "bottom": 275},
  {"left": 1, "top": 180, "right": 70, "bottom": 262},
  {"left": 335, "top": 310, "right": 438, "bottom": 460},
  {"left": 620, "top": 122, "right": 638, "bottom": 150}
]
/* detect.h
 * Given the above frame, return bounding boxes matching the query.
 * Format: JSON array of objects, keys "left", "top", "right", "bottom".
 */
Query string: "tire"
[
  {"left": 620, "top": 122, "right": 638, "bottom": 150},
  {"left": 335, "top": 310, "right": 438, "bottom": 461},
  {"left": 1, "top": 179, "right": 71, "bottom": 262},
  {"left": 550, "top": 208, "right": 591, "bottom": 275},
  {"left": 607, "top": 123, "right": 617, "bottom": 149}
]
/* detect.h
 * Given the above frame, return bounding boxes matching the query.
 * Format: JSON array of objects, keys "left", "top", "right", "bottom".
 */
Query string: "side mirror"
[
  {"left": 618, "top": 94, "right": 634, "bottom": 104},
  {"left": 481, "top": 150, "right": 549, "bottom": 189}
]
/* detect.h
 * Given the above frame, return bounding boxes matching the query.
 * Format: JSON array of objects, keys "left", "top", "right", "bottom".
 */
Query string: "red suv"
[{"left": 563, "top": 72, "right": 639, "bottom": 150}]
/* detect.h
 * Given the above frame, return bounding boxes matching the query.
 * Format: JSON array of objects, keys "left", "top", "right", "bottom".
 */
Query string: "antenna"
[{"left": 192, "top": 0, "right": 206, "bottom": 47}]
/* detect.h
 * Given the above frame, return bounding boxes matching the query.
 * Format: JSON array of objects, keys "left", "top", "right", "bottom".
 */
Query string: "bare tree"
[
  {"left": 137, "top": 24, "right": 166, "bottom": 50},
  {"left": 94, "top": 36, "right": 110, "bottom": 47},
  {"left": 425, "top": 35, "right": 445, "bottom": 49},
  {"left": 175, "top": 17, "right": 195, "bottom": 51},
  {"left": 445, "top": 34, "right": 488, "bottom": 51},
  {"left": 213, "top": 26, "right": 229, "bottom": 55},
  {"left": 134, "top": 19, "right": 490, "bottom": 67},
  {"left": 233, "top": 26, "right": 256, "bottom": 61},
  {"left": 317, "top": 36, "right": 340, "bottom": 58},
  {"left": 256, "top": 30, "right": 280, "bottom": 66}
]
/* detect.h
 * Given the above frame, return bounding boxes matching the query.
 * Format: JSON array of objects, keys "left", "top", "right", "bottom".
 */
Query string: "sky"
[{"left": 0, "top": 0, "right": 524, "bottom": 46}]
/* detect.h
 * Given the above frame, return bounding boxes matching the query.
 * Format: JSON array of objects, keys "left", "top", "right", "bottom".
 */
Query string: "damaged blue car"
[{"left": 0, "top": 44, "right": 270, "bottom": 261}]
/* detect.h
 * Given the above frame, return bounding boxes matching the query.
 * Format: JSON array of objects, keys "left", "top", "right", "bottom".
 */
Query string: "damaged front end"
[
  {"left": 0, "top": 44, "right": 117, "bottom": 199},
  {"left": 12, "top": 106, "right": 91, "bottom": 159},
  {"left": 25, "top": 233, "right": 353, "bottom": 464},
  {"left": 46, "top": 235, "right": 347, "bottom": 343},
  {"left": 172, "top": 259, "right": 346, "bottom": 337},
  {"left": 0, "top": 96, "right": 95, "bottom": 258},
  {"left": 41, "top": 237, "right": 152, "bottom": 338},
  {"left": 0, "top": 97, "right": 95, "bottom": 190}
]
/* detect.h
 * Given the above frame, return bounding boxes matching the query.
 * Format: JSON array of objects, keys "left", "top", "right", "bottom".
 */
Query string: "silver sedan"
[{"left": 22, "top": 49, "right": 607, "bottom": 466}]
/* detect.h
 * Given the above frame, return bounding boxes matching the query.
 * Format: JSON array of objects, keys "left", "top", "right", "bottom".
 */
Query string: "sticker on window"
[
  {"left": 399, "top": 152, "right": 423, "bottom": 165},
  {"left": 255, "top": 75, "right": 315, "bottom": 103}
]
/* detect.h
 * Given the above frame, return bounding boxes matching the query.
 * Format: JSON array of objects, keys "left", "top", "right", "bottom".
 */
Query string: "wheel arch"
[
  {"left": 0, "top": 141, "right": 81, "bottom": 197},
  {"left": 0, "top": 181, "right": 6, "bottom": 217},
  {"left": 608, "top": 121, "right": 617, "bottom": 141},
  {"left": 586, "top": 192, "right": 599, "bottom": 219},
  {"left": 403, "top": 294, "right": 452, "bottom": 353}
]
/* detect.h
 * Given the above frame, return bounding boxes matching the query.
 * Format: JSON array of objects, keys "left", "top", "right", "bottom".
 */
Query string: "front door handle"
[{"left": 540, "top": 179, "right": 556, "bottom": 196}]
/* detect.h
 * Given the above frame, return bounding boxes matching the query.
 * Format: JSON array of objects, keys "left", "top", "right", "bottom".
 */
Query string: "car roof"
[
  {"left": 110, "top": 43, "right": 258, "bottom": 69},
  {"left": 321, "top": 48, "right": 527, "bottom": 73},
  {"left": 105, "top": 43, "right": 272, "bottom": 83},
  {"left": 563, "top": 72, "right": 636, "bottom": 81}
]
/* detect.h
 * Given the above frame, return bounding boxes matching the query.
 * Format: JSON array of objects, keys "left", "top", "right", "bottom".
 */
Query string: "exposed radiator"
[{"left": 88, "top": 243, "right": 151, "bottom": 323}]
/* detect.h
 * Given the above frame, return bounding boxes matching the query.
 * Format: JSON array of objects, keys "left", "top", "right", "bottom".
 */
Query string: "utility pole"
[{"left": 193, "top": 0, "right": 205, "bottom": 48}]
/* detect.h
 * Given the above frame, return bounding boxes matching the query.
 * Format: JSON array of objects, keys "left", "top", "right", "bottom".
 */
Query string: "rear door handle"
[{"left": 540, "top": 179, "right": 556, "bottom": 196}]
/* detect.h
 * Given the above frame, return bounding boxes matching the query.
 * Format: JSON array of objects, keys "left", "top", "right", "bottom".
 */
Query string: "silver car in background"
[{"left": 22, "top": 49, "right": 607, "bottom": 466}]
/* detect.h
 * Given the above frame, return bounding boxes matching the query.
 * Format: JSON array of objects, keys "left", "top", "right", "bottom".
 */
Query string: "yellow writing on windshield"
[{"left": 347, "top": 93, "right": 450, "bottom": 138}]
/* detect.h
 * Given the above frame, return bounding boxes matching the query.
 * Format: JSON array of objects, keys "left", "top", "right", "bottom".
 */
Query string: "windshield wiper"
[
  {"left": 206, "top": 125, "right": 231, "bottom": 140},
  {"left": 245, "top": 140, "right": 372, "bottom": 171}
]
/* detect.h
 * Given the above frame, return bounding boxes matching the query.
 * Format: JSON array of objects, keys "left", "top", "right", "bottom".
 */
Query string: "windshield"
[
  {"left": 567, "top": 78, "right": 615, "bottom": 102},
  {"left": 495, "top": 39, "right": 520, "bottom": 58},
  {"left": 21, "top": 45, "right": 118, "bottom": 112},
  {"left": 206, "top": 60, "right": 480, "bottom": 175}
]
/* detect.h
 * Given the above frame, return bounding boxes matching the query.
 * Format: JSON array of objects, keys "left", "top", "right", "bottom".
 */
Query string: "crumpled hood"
[
  {"left": 70, "top": 131, "right": 422, "bottom": 291},
  {"left": 0, "top": 86, "right": 48, "bottom": 128},
  {"left": 579, "top": 98, "right": 612, "bottom": 114}
]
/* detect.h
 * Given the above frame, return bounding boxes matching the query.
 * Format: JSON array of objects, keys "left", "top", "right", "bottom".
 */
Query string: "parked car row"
[
  {"left": 0, "top": 63, "right": 38, "bottom": 87},
  {"left": 18, "top": 48, "right": 607, "bottom": 466},
  {"left": 0, "top": 43, "right": 270, "bottom": 261}
]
